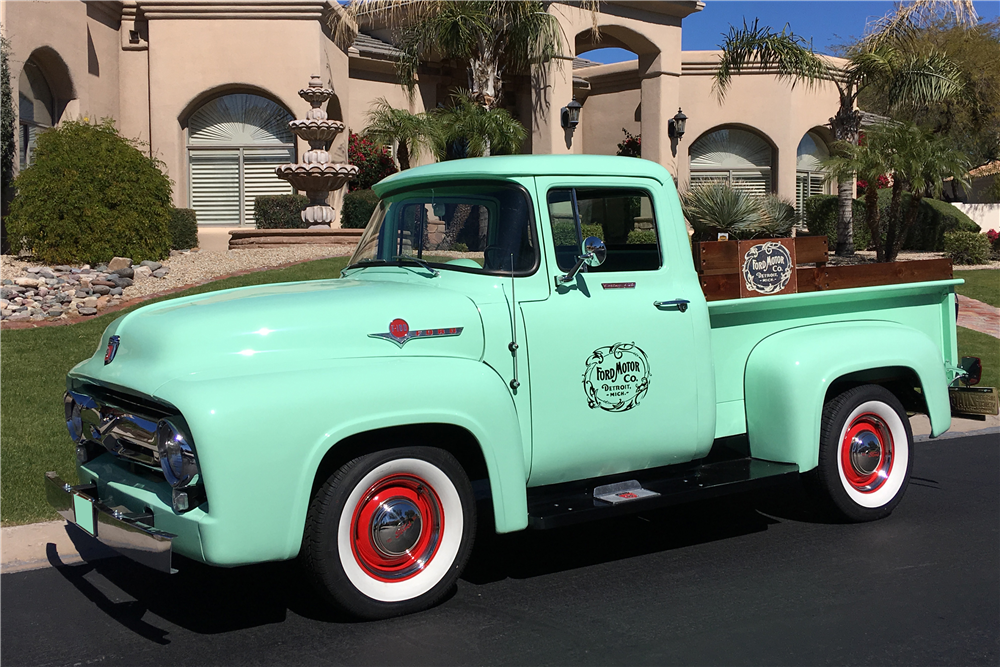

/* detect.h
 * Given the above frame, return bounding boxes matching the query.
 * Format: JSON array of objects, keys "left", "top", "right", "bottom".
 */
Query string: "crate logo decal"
[
  {"left": 741, "top": 241, "right": 794, "bottom": 294},
  {"left": 369, "top": 318, "right": 463, "bottom": 348},
  {"left": 583, "top": 343, "right": 650, "bottom": 412}
]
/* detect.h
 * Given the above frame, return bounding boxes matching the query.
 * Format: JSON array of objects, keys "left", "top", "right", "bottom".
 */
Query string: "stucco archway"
[
  {"left": 17, "top": 47, "right": 75, "bottom": 169},
  {"left": 688, "top": 125, "right": 778, "bottom": 196}
]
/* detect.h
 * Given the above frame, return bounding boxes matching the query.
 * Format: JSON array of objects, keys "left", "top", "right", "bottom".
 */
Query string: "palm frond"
[
  {"left": 713, "top": 19, "right": 829, "bottom": 101},
  {"left": 864, "top": 0, "right": 978, "bottom": 49}
]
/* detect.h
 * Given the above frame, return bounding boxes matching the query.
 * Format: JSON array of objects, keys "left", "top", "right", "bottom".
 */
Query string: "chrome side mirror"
[{"left": 557, "top": 236, "right": 606, "bottom": 285}]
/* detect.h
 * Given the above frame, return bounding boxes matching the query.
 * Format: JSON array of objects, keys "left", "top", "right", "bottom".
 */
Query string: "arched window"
[
  {"left": 689, "top": 128, "right": 773, "bottom": 197},
  {"left": 187, "top": 93, "right": 295, "bottom": 226},
  {"left": 18, "top": 61, "right": 55, "bottom": 170},
  {"left": 796, "top": 132, "right": 830, "bottom": 216}
]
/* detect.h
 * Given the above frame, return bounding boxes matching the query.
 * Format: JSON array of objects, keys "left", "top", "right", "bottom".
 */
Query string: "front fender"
[
  {"left": 744, "top": 321, "right": 950, "bottom": 472},
  {"left": 154, "top": 356, "right": 527, "bottom": 566}
]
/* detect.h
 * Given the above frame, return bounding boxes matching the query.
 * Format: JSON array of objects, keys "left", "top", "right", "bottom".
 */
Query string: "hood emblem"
[
  {"left": 104, "top": 335, "right": 121, "bottom": 365},
  {"left": 369, "top": 318, "right": 463, "bottom": 349}
]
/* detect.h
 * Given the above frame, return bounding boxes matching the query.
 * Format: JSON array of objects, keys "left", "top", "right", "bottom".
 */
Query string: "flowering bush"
[
  {"left": 616, "top": 129, "right": 641, "bottom": 157},
  {"left": 988, "top": 228, "right": 1000, "bottom": 257},
  {"left": 857, "top": 174, "right": 890, "bottom": 193},
  {"left": 348, "top": 132, "right": 397, "bottom": 191}
]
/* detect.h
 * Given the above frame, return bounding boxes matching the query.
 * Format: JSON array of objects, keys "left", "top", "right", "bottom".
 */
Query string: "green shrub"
[
  {"left": 552, "top": 222, "right": 604, "bottom": 246},
  {"left": 943, "top": 231, "right": 991, "bottom": 265},
  {"left": 254, "top": 194, "right": 309, "bottom": 229},
  {"left": 581, "top": 223, "right": 603, "bottom": 241},
  {"left": 449, "top": 242, "right": 468, "bottom": 252},
  {"left": 6, "top": 119, "right": 171, "bottom": 264},
  {"left": 627, "top": 229, "right": 657, "bottom": 244},
  {"left": 803, "top": 194, "right": 870, "bottom": 251},
  {"left": 805, "top": 191, "right": 978, "bottom": 252},
  {"left": 169, "top": 208, "right": 199, "bottom": 250},
  {"left": 341, "top": 189, "right": 380, "bottom": 229}
]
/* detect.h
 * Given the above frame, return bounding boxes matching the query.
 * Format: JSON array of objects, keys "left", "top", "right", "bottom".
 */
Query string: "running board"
[{"left": 527, "top": 458, "right": 799, "bottom": 530}]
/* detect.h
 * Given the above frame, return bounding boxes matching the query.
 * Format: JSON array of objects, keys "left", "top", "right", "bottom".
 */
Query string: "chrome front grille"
[{"left": 67, "top": 387, "right": 174, "bottom": 469}]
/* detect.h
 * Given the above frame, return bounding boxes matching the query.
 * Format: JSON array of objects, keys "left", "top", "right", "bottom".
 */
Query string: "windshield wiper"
[{"left": 392, "top": 254, "right": 440, "bottom": 277}]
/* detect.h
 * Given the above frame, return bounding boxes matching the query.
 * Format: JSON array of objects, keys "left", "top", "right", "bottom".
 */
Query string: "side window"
[{"left": 547, "top": 188, "right": 660, "bottom": 272}]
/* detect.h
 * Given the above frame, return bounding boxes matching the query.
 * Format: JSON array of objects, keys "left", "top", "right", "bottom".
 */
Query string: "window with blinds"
[
  {"left": 187, "top": 94, "right": 295, "bottom": 226},
  {"left": 796, "top": 132, "right": 831, "bottom": 220},
  {"left": 688, "top": 128, "right": 773, "bottom": 199}
]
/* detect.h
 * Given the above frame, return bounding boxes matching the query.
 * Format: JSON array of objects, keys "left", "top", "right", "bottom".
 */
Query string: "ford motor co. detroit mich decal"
[
  {"left": 583, "top": 343, "right": 651, "bottom": 412},
  {"left": 739, "top": 239, "right": 797, "bottom": 297}
]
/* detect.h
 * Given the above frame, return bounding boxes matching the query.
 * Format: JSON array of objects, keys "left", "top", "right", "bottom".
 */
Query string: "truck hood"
[{"left": 70, "top": 278, "right": 486, "bottom": 397}]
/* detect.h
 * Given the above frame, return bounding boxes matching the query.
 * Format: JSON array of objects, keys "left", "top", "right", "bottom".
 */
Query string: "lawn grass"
[
  {"left": 957, "top": 326, "right": 1000, "bottom": 390},
  {"left": 954, "top": 269, "right": 1000, "bottom": 308},
  {"left": 0, "top": 257, "right": 349, "bottom": 526}
]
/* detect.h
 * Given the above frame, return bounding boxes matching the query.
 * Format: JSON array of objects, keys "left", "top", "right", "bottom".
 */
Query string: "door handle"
[{"left": 653, "top": 299, "right": 689, "bottom": 313}]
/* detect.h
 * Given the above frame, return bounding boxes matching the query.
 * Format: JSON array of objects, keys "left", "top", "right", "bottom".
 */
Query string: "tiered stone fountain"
[
  {"left": 276, "top": 75, "right": 358, "bottom": 226},
  {"left": 230, "top": 75, "right": 361, "bottom": 248}
]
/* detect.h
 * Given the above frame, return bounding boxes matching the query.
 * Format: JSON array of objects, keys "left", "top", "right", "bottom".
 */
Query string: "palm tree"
[
  {"left": 713, "top": 1, "right": 973, "bottom": 257},
  {"left": 362, "top": 98, "right": 436, "bottom": 170},
  {"left": 431, "top": 90, "right": 527, "bottom": 159},
  {"left": 822, "top": 127, "right": 896, "bottom": 261},
  {"left": 882, "top": 122, "right": 971, "bottom": 261},
  {"left": 330, "top": 1, "right": 571, "bottom": 111}
]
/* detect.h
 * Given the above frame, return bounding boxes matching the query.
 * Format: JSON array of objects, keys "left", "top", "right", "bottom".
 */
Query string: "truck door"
[{"left": 520, "top": 179, "right": 703, "bottom": 486}]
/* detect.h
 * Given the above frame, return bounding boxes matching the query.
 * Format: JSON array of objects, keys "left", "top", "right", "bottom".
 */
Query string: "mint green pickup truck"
[{"left": 48, "top": 155, "right": 983, "bottom": 619}]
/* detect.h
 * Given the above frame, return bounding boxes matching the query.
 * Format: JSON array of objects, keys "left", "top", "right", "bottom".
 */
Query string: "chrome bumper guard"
[{"left": 45, "top": 471, "right": 176, "bottom": 574}]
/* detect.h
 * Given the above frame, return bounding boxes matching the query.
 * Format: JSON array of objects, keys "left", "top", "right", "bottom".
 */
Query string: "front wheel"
[
  {"left": 302, "top": 447, "right": 476, "bottom": 619},
  {"left": 810, "top": 385, "right": 913, "bottom": 522}
]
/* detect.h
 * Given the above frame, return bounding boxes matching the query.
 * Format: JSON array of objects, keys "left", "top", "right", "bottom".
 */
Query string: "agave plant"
[
  {"left": 681, "top": 183, "right": 762, "bottom": 241},
  {"left": 756, "top": 194, "right": 797, "bottom": 238}
]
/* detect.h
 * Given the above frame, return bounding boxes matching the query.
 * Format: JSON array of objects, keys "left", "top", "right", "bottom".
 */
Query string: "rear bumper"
[{"left": 45, "top": 471, "right": 176, "bottom": 573}]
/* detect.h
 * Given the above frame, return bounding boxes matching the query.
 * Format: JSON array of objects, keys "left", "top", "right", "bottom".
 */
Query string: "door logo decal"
[
  {"left": 369, "top": 318, "right": 463, "bottom": 348},
  {"left": 583, "top": 343, "right": 650, "bottom": 412}
]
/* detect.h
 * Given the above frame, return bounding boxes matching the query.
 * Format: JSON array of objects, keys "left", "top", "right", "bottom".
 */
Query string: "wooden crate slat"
[
  {"left": 796, "top": 267, "right": 821, "bottom": 292},
  {"left": 795, "top": 236, "right": 829, "bottom": 265},
  {"left": 818, "top": 258, "right": 953, "bottom": 291},
  {"left": 695, "top": 240, "right": 740, "bottom": 273},
  {"left": 701, "top": 273, "right": 741, "bottom": 301}
]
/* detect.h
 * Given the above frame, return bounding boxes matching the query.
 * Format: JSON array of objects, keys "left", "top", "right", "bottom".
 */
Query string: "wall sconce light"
[
  {"left": 561, "top": 96, "right": 582, "bottom": 129},
  {"left": 668, "top": 107, "right": 688, "bottom": 140}
]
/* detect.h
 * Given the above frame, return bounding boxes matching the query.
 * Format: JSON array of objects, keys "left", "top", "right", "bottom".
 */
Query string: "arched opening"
[
  {"left": 688, "top": 126, "right": 775, "bottom": 197},
  {"left": 186, "top": 92, "right": 295, "bottom": 226},
  {"left": 18, "top": 48, "right": 74, "bottom": 170},
  {"left": 796, "top": 130, "right": 832, "bottom": 217}
]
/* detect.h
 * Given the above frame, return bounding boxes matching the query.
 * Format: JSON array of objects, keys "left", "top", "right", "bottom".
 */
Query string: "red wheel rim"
[
  {"left": 840, "top": 412, "right": 894, "bottom": 493},
  {"left": 350, "top": 473, "right": 444, "bottom": 582}
]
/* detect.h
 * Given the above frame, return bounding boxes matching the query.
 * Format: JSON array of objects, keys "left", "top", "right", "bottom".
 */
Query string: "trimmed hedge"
[
  {"left": 169, "top": 208, "right": 198, "bottom": 250},
  {"left": 804, "top": 191, "right": 979, "bottom": 252},
  {"left": 943, "top": 231, "right": 991, "bottom": 265},
  {"left": 627, "top": 229, "right": 657, "bottom": 244},
  {"left": 803, "top": 195, "right": 870, "bottom": 251},
  {"left": 254, "top": 194, "right": 309, "bottom": 229},
  {"left": 6, "top": 119, "right": 172, "bottom": 264},
  {"left": 342, "top": 189, "right": 380, "bottom": 229}
]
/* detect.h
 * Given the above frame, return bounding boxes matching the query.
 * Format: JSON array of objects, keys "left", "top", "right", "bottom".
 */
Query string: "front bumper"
[{"left": 45, "top": 471, "right": 176, "bottom": 573}]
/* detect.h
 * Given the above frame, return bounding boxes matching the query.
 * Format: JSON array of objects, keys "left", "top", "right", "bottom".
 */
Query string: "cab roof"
[{"left": 372, "top": 155, "right": 674, "bottom": 196}]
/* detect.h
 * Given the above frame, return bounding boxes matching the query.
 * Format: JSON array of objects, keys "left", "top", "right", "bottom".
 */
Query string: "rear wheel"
[
  {"left": 302, "top": 447, "right": 475, "bottom": 619},
  {"left": 812, "top": 385, "right": 913, "bottom": 522}
]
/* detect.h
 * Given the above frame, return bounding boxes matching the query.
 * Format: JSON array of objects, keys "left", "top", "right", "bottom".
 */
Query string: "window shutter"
[
  {"left": 244, "top": 148, "right": 295, "bottom": 226},
  {"left": 731, "top": 171, "right": 770, "bottom": 198},
  {"left": 190, "top": 150, "right": 240, "bottom": 225}
]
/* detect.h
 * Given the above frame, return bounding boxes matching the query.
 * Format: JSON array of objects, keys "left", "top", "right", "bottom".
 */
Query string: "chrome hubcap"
[
  {"left": 370, "top": 497, "right": 422, "bottom": 557},
  {"left": 850, "top": 431, "right": 882, "bottom": 476}
]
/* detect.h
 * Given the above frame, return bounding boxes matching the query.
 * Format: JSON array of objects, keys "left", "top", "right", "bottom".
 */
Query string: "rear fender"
[{"left": 744, "top": 321, "right": 950, "bottom": 471}]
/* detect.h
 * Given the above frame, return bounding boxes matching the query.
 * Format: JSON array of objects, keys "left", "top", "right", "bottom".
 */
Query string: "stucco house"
[{"left": 3, "top": 0, "right": 846, "bottom": 228}]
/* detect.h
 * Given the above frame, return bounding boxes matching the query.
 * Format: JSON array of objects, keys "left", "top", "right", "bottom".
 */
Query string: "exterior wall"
[
  {"left": 952, "top": 203, "right": 1000, "bottom": 233},
  {"left": 677, "top": 51, "right": 844, "bottom": 202},
  {"left": 578, "top": 62, "right": 641, "bottom": 157}
]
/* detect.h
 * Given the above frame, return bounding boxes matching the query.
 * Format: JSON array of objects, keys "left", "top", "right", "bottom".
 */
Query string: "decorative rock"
[
  {"left": 91, "top": 279, "right": 116, "bottom": 287},
  {"left": 39, "top": 269, "right": 56, "bottom": 279},
  {"left": 115, "top": 277, "right": 134, "bottom": 288},
  {"left": 78, "top": 268, "right": 91, "bottom": 274},
  {"left": 8, "top": 311, "right": 30, "bottom": 321},
  {"left": 152, "top": 268, "right": 169, "bottom": 278},
  {"left": 139, "top": 260, "right": 162, "bottom": 271},
  {"left": 26, "top": 267, "right": 42, "bottom": 274},
  {"left": 49, "top": 309, "right": 64, "bottom": 318},
  {"left": 96, "top": 296, "right": 111, "bottom": 308},
  {"left": 92, "top": 285, "right": 111, "bottom": 295},
  {"left": 14, "top": 277, "right": 39, "bottom": 287},
  {"left": 54, "top": 265, "right": 72, "bottom": 273},
  {"left": 80, "top": 278, "right": 92, "bottom": 288},
  {"left": 109, "top": 287, "right": 123, "bottom": 296},
  {"left": 1, "top": 279, "right": 11, "bottom": 285},
  {"left": 82, "top": 297, "right": 99, "bottom": 308},
  {"left": 94, "top": 264, "right": 109, "bottom": 273},
  {"left": 107, "top": 257, "right": 133, "bottom": 272},
  {"left": 134, "top": 266, "right": 152, "bottom": 279},
  {"left": 77, "top": 307, "right": 98, "bottom": 316},
  {"left": 111, "top": 267, "right": 134, "bottom": 279}
]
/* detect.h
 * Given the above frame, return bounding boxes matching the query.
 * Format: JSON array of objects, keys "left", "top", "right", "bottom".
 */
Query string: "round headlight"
[
  {"left": 64, "top": 393, "right": 83, "bottom": 443},
  {"left": 156, "top": 419, "right": 197, "bottom": 488}
]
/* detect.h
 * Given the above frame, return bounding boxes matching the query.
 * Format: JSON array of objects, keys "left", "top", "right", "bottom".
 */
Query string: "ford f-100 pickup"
[{"left": 47, "top": 155, "right": 992, "bottom": 619}]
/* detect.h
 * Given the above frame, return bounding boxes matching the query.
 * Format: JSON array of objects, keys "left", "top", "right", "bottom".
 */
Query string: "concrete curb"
[{"left": 3, "top": 422, "right": 997, "bottom": 576}]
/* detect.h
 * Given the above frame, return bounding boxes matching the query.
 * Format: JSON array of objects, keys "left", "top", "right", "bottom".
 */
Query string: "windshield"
[{"left": 348, "top": 182, "right": 538, "bottom": 275}]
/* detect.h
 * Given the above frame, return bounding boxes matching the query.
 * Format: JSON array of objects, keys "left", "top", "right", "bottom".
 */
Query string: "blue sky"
[{"left": 584, "top": 1, "right": 1000, "bottom": 63}]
